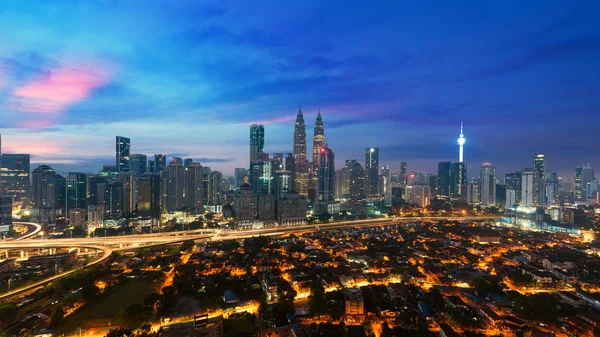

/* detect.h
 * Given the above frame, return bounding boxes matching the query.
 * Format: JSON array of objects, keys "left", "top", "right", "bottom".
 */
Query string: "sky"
[{"left": 0, "top": 1, "right": 599, "bottom": 179}]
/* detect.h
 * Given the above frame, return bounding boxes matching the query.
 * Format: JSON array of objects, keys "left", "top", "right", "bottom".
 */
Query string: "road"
[
  {"left": 0, "top": 216, "right": 498, "bottom": 299},
  {"left": 0, "top": 245, "right": 113, "bottom": 301},
  {"left": 12, "top": 222, "right": 42, "bottom": 240},
  {"left": 0, "top": 216, "right": 498, "bottom": 250}
]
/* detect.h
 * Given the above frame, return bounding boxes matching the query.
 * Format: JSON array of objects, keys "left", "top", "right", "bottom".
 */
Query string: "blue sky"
[{"left": 0, "top": 1, "right": 599, "bottom": 178}]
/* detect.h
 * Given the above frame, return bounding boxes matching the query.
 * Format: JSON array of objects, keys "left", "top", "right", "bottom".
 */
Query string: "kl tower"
[{"left": 457, "top": 122, "right": 466, "bottom": 162}]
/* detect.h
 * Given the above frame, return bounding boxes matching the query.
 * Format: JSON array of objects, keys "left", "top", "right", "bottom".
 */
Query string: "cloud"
[
  {"left": 456, "top": 37, "right": 600, "bottom": 82},
  {"left": 11, "top": 64, "right": 112, "bottom": 113},
  {"left": 197, "top": 157, "right": 235, "bottom": 163}
]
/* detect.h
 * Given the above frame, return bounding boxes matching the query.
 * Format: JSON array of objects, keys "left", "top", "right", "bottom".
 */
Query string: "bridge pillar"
[
  {"left": 119, "top": 244, "right": 123, "bottom": 249},
  {"left": 20, "top": 251, "right": 24, "bottom": 259},
  {"left": 77, "top": 248, "right": 80, "bottom": 254}
]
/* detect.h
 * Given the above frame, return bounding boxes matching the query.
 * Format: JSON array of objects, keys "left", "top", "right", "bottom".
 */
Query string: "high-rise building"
[
  {"left": 163, "top": 162, "right": 185, "bottom": 212},
  {"left": 276, "top": 191, "right": 307, "bottom": 226},
  {"left": 521, "top": 169, "right": 538, "bottom": 207},
  {"left": 479, "top": 164, "right": 496, "bottom": 207},
  {"left": 335, "top": 168, "right": 350, "bottom": 199},
  {"left": 32, "top": 165, "right": 66, "bottom": 222},
  {"left": 66, "top": 173, "right": 87, "bottom": 216},
  {"left": 234, "top": 168, "right": 247, "bottom": 189},
  {"left": 406, "top": 185, "right": 430, "bottom": 208},
  {"left": 233, "top": 182, "right": 257, "bottom": 223},
  {"left": 545, "top": 172, "right": 559, "bottom": 206},
  {"left": 273, "top": 170, "right": 292, "bottom": 199},
  {"left": 0, "top": 195, "right": 12, "bottom": 229},
  {"left": 574, "top": 164, "right": 595, "bottom": 201},
  {"left": 365, "top": 148, "right": 379, "bottom": 199},
  {"left": 153, "top": 154, "right": 166, "bottom": 174},
  {"left": 533, "top": 153, "right": 545, "bottom": 205},
  {"left": 400, "top": 162, "right": 408, "bottom": 187},
  {"left": 450, "top": 162, "right": 467, "bottom": 199},
  {"left": 316, "top": 146, "right": 335, "bottom": 214},
  {"left": 136, "top": 174, "right": 161, "bottom": 220},
  {"left": 457, "top": 123, "right": 466, "bottom": 163},
  {"left": 172, "top": 157, "right": 183, "bottom": 166},
  {"left": 250, "top": 124, "right": 265, "bottom": 167},
  {"left": 311, "top": 111, "right": 325, "bottom": 192},
  {"left": 437, "top": 161, "right": 452, "bottom": 197},
  {"left": 116, "top": 173, "right": 135, "bottom": 216},
  {"left": 186, "top": 162, "right": 204, "bottom": 213},
  {"left": 380, "top": 165, "right": 392, "bottom": 206},
  {"left": 184, "top": 158, "right": 193, "bottom": 167},
  {"left": 505, "top": 172, "right": 522, "bottom": 205},
  {"left": 467, "top": 178, "right": 480, "bottom": 205},
  {"left": 293, "top": 106, "right": 309, "bottom": 196},
  {"left": 346, "top": 160, "right": 365, "bottom": 213},
  {"left": 506, "top": 190, "right": 516, "bottom": 209},
  {"left": 208, "top": 171, "right": 223, "bottom": 205},
  {"left": 0, "top": 153, "right": 30, "bottom": 202},
  {"left": 130, "top": 154, "right": 148, "bottom": 175},
  {"left": 116, "top": 136, "right": 131, "bottom": 173}
]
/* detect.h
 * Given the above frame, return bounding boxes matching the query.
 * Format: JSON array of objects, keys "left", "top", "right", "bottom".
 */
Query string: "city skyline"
[{"left": 1, "top": 1, "right": 599, "bottom": 177}]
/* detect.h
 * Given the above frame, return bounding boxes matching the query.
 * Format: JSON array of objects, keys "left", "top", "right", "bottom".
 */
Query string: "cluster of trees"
[{"left": 0, "top": 302, "right": 17, "bottom": 327}]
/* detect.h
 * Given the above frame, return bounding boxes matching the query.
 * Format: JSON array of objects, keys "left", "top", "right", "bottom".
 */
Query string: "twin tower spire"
[{"left": 293, "top": 105, "right": 325, "bottom": 196}]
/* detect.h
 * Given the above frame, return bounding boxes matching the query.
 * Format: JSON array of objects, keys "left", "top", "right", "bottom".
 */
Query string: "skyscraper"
[
  {"left": 0, "top": 153, "right": 30, "bottom": 201},
  {"left": 505, "top": 171, "right": 522, "bottom": 205},
  {"left": 479, "top": 164, "right": 496, "bottom": 207},
  {"left": 311, "top": 110, "right": 325, "bottom": 187},
  {"left": 136, "top": 174, "right": 161, "bottom": 222},
  {"left": 400, "top": 162, "right": 408, "bottom": 187},
  {"left": 380, "top": 165, "right": 392, "bottom": 206},
  {"left": 208, "top": 171, "right": 223, "bottom": 205},
  {"left": 574, "top": 164, "right": 595, "bottom": 201},
  {"left": 163, "top": 162, "right": 185, "bottom": 211},
  {"left": 116, "top": 136, "right": 131, "bottom": 173},
  {"left": 130, "top": 154, "right": 148, "bottom": 174},
  {"left": 293, "top": 105, "right": 308, "bottom": 196},
  {"left": 186, "top": 162, "right": 204, "bottom": 213},
  {"left": 437, "top": 161, "right": 452, "bottom": 197},
  {"left": 250, "top": 124, "right": 265, "bottom": 167},
  {"left": 234, "top": 168, "right": 247, "bottom": 189},
  {"left": 66, "top": 173, "right": 87, "bottom": 215},
  {"left": 457, "top": 123, "right": 466, "bottom": 163},
  {"left": 450, "top": 162, "right": 467, "bottom": 199},
  {"left": 316, "top": 146, "right": 335, "bottom": 214},
  {"left": 153, "top": 154, "right": 166, "bottom": 174},
  {"left": 521, "top": 169, "right": 538, "bottom": 207},
  {"left": 346, "top": 160, "right": 365, "bottom": 213},
  {"left": 32, "top": 165, "right": 66, "bottom": 222},
  {"left": 533, "top": 153, "right": 545, "bottom": 205},
  {"left": 365, "top": 148, "right": 379, "bottom": 199}
]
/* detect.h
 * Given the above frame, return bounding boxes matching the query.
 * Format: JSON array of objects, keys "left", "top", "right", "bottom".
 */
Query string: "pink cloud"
[{"left": 11, "top": 64, "right": 111, "bottom": 114}]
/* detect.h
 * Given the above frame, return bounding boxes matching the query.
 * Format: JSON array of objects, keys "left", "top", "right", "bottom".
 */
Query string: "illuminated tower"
[
  {"left": 310, "top": 110, "right": 325, "bottom": 196},
  {"left": 293, "top": 104, "right": 308, "bottom": 196},
  {"left": 457, "top": 123, "right": 466, "bottom": 163}
]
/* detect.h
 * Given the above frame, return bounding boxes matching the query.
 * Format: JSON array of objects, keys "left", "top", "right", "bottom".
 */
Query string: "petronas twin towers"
[{"left": 293, "top": 105, "right": 325, "bottom": 197}]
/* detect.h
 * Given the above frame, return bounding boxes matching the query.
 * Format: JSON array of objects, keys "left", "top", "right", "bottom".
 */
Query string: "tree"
[
  {"left": 0, "top": 302, "right": 17, "bottom": 325},
  {"left": 50, "top": 306, "right": 65, "bottom": 328},
  {"left": 180, "top": 240, "right": 195, "bottom": 252},
  {"left": 308, "top": 281, "right": 326, "bottom": 316},
  {"left": 105, "top": 327, "right": 133, "bottom": 337},
  {"left": 81, "top": 284, "right": 100, "bottom": 302},
  {"left": 118, "top": 302, "right": 153, "bottom": 329}
]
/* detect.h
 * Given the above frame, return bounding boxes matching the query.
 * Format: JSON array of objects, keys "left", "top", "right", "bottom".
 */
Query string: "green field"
[{"left": 61, "top": 280, "right": 156, "bottom": 333}]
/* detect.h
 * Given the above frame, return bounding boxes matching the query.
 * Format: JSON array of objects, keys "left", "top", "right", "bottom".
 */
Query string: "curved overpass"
[
  {"left": 0, "top": 244, "right": 112, "bottom": 301},
  {"left": 13, "top": 222, "right": 43, "bottom": 240}
]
